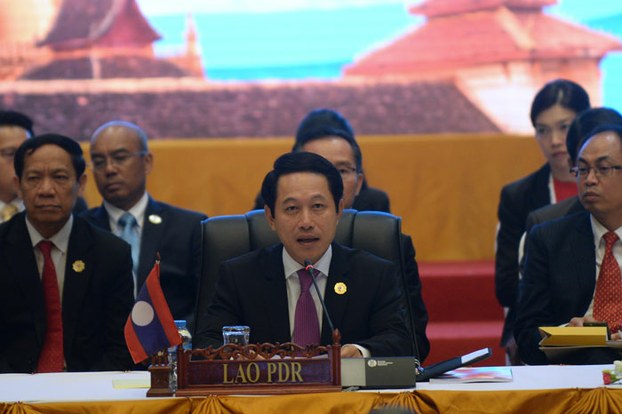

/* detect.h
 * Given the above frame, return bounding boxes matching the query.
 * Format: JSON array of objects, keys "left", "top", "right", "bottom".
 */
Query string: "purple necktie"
[{"left": 293, "top": 269, "right": 320, "bottom": 346}]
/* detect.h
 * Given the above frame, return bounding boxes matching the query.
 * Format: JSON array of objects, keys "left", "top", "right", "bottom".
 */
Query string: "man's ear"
[
  {"left": 264, "top": 205, "right": 276, "bottom": 231},
  {"left": 337, "top": 198, "right": 344, "bottom": 219},
  {"left": 77, "top": 173, "right": 87, "bottom": 197},
  {"left": 12, "top": 175, "right": 21, "bottom": 200},
  {"left": 144, "top": 152, "right": 154, "bottom": 176},
  {"left": 354, "top": 173, "right": 364, "bottom": 196}
]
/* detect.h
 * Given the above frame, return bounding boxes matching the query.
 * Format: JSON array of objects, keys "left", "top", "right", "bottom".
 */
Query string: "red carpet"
[{"left": 419, "top": 260, "right": 506, "bottom": 366}]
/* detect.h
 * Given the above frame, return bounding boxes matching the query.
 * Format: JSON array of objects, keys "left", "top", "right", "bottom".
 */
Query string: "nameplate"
[{"left": 148, "top": 342, "right": 342, "bottom": 396}]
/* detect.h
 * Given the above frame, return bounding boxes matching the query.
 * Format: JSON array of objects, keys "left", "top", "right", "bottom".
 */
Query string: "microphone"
[{"left": 303, "top": 259, "right": 339, "bottom": 344}]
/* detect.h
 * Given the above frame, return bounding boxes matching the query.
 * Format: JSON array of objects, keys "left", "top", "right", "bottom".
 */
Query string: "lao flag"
[{"left": 124, "top": 260, "right": 181, "bottom": 364}]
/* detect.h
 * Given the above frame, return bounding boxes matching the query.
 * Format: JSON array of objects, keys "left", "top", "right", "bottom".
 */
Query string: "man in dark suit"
[
  {"left": 0, "top": 134, "right": 134, "bottom": 373},
  {"left": 253, "top": 108, "right": 391, "bottom": 213},
  {"left": 519, "top": 108, "right": 622, "bottom": 272},
  {"left": 515, "top": 125, "right": 622, "bottom": 364},
  {"left": 194, "top": 152, "right": 411, "bottom": 357},
  {"left": 81, "top": 121, "right": 206, "bottom": 327},
  {"left": 289, "top": 124, "right": 429, "bottom": 361}
]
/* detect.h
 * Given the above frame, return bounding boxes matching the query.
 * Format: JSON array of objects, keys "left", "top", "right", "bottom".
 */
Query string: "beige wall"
[{"left": 82, "top": 134, "right": 545, "bottom": 261}]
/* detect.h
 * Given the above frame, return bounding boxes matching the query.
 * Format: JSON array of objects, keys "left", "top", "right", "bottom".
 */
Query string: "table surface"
[{"left": 0, "top": 364, "right": 616, "bottom": 403}]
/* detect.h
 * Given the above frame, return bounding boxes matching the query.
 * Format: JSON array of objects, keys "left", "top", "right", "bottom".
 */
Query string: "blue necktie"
[{"left": 118, "top": 212, "right": 140, "bottom": 295}]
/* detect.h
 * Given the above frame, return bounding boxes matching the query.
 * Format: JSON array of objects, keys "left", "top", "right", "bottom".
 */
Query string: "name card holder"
[{"left": 148, "top": 335, "right": 342, "bottom": 396}]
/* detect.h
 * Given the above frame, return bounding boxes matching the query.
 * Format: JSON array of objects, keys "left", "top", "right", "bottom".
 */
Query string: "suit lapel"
[
  {"left": 137, "top": 198, "right": 164, "bottom": 287},
  {"left": 530, "top": 163, "right": 552, "bottom": 209},
  {"left": 62, "top": 218, "right": 95, "bottom": 358},
  {"left": 259, "top": 245, "right": 291, "bottom": 342},
  {"left": 571, "top": 213, "right": 597, "bottom": 301},
  {"left": 322, "top": 244, "right": 351, "bottom": 344},
  {"left": 88, "top": 206, "right": 112, "bottom": 231},
  {"left": 5, "top": 214, "right": 46, "bottom": 343}
]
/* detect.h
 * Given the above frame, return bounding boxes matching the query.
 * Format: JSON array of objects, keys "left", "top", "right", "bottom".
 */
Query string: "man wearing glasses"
[
  {"left": 515, "top": 124, "right": 622, "bottom": 365},
  {"left": 82, "top": 121, "right": 206, "bottom": 329}
]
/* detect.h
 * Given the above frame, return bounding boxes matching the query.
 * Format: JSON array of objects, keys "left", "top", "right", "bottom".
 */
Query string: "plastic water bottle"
[{"left": 168, "top": 320, "right": 192, "bottom": 393}]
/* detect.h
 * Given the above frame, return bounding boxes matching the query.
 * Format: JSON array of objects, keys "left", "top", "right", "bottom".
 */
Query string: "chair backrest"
[{"left": 195, "top": 209, "right": 414, "bottom": 352}]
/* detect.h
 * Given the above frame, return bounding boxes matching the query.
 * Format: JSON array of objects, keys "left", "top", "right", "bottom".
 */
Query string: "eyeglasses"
[
  {"left": 336, "top": 166, "right": 358, "bottom": 177},
  {"left": 0, "top": 148, "right": 16, "bottom": 160},
  {"left": 90, "top": 151, "right": 146, "bottom": 171},
  {"left": 570, "top": 165, "right": 622, "bottom": 178}
]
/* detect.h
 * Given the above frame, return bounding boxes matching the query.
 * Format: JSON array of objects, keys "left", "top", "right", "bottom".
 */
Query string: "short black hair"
[
  {"left": 14, "top": 133, "right": 85, "bottom": 180},
  {"left": 261, "top": 152, "right": 343, "bottom": 217},
  {"left": 530, "top": 79, "right": 590, "bottom": 127},
  {"left": 293, "top": 108, "right": 363, "bottom": 173},
  {"left": 580, "top": 124, "right": 622, "bottom": 155},
  {"left": 0, "top": 110, "right": 34, "bottom": 137},
  {"left": 567, "top": 107, "right": 622, "bottom": 164}
]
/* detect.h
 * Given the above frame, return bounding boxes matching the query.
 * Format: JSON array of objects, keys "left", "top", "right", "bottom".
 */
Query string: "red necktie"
[
  {"left": 594, "top": 231, "right": 622, "bottom": 332},
  {"left": 37, "top": 240, "right": 64, "bottom": 372},
  {"left": 293, "top": 269, "right": 320, "bottom": 346}
]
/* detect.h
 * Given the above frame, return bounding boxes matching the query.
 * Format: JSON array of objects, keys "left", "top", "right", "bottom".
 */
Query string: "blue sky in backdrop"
[{"left": 136, "top": 0, "right": 622, "bottom": 108}]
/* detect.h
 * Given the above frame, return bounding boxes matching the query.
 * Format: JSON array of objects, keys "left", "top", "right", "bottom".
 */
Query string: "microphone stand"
[{"left": 304, "top": 259, "right": 340, "bottom": 344}]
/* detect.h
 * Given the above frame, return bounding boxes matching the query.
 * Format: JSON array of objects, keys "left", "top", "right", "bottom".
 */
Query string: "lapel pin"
[
  {"left": 148, "top": 214, "right": 162, "bottom": 224},
  {"left": 334, "top": 282, "right": 347, "bottom": 295},
  {"left": 72, "top": 260, "right": 85, "bottom": 273}
]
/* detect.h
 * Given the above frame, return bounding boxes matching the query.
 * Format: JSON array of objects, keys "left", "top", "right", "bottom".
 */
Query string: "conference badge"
[
  {"left": 148, "top": 214, "right": 162, "bottom": 224},
  {"left": 72, "top": 260, "right": 85, "bottom": 273},
  {"left": 334, "top": 282, "right": 347, "bottom": 295}
]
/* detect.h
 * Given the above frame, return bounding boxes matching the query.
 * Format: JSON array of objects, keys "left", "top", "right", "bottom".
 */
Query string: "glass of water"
[{"left": 222, "top": 325, "right": 250, "bottom": 346}]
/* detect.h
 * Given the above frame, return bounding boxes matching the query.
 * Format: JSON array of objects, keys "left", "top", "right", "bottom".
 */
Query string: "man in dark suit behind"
[
  {"left": 255, "top": 108, "right": 428, "bottom": 361},
  {"left": 515, "top": 124, "right": 622, "bottom": 364},
  {"left": 194, "top": 152, "right": 411, "bottom": 357},
  {"left": 0, "top": 133, "right": 134, "bottom": 373},
  {"left": 82, "top": 121, "right": 206, "bottom": 328},
  {"left": 0, "top": 110, "right": 87, "bottom": 224}
]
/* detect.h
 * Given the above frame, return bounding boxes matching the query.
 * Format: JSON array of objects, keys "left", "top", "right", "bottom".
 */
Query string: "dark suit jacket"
[
  {"left": 353, "top": 186, "right": 391, "bottom": 213},
  {"left": 525, "top": 196, "right": 585, "bottom": 234},
  {"left": 514, "top": 211, "right": 620, "bottom": 365},
  {"left": 253, "top": 186, "right": 391, "bottom": 213},
  {"left": 81, "top": 197, "right": 207, "bottom": 326},
  {"left": 496, "top": 163, "right": 551, "bottom": 345},
  {"left": 519, "top": 196, "right": 586, "bottom": 277},
  {"left": 0, "top": 213, "right": 134, "bottom": 373},
  {"left": 194, "top": 243, "right": 411, "bottom": 357},
  {"left": 400, "top": 234, "right": 430, "bottom": 362}
]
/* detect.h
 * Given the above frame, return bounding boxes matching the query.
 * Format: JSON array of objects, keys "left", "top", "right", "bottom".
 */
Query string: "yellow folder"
[{"left": 538, "top": 326, "right": 608, "bottom": 346}]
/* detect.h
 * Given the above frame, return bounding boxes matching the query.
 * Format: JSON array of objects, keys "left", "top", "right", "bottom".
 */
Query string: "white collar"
[
  {"left": 590, "top": 215, "right": 622, "bottom": 246},
  {"left": 26, "top": 214, "right": 73, "bottom": 254},
  {"left": 104, "top": 192, "right": 149, "bottom": 228},
  {"left": 283, "top": 244, "right": 332, "bottom": 279}
]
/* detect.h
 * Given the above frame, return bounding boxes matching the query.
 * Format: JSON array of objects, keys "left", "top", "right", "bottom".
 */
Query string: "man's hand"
[
  {"left": 568, "top": 316, "right": 598, "bottom": 327},
  {"left": 341, "top": 344, "right": 363, "bottom": 358}
]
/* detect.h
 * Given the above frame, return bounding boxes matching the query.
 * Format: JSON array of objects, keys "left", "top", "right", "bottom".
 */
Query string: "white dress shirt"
[
  {"left": 103, "top": 191, "right": 149, "bottom": 240},
  {"left": 25, "top": 215, "right": 73, "bottom": 305},
  {"left": 281, "top": 246, "right": 370, "bottom": 357},
  {"left": 584, "top": 216, "right": 622, "bottom": 318}
]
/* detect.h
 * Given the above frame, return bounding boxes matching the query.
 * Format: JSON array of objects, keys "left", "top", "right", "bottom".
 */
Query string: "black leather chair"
[{"left": 195, "top": 209, "right": 417, "bottom": 354}]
